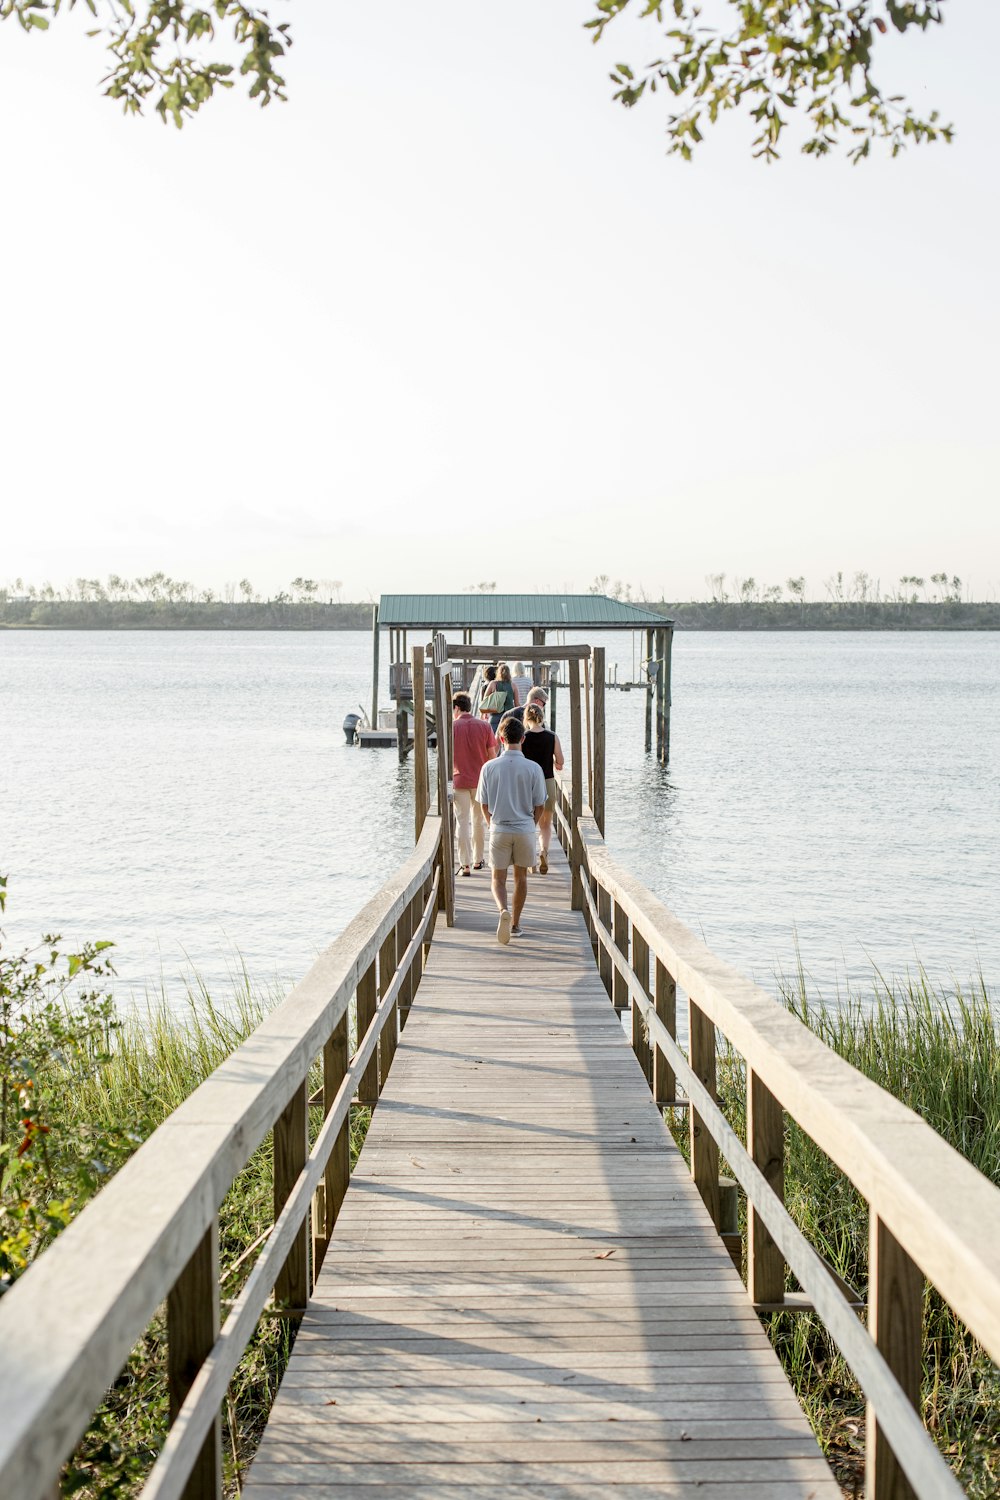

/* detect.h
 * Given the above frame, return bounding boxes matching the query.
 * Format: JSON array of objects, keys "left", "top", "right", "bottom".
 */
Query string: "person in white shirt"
[
  {"left": 511, "top": 662, "right": 533, "bottom": 707},
  {"left": 476, "top": 716, "right": 547, "bottom": 944}
]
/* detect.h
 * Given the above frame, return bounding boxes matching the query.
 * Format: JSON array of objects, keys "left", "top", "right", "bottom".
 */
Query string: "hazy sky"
[{"left": 1, "top": 2, "right": 997, "bottom": 601}]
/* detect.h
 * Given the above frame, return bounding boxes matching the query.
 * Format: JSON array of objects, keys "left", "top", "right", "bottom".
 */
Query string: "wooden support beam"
[
  {"left": 597, "top": 885, "right": 613, "bottom": 998},
  {"left": 357, "top": 957, "right": 378, "bottom": 1106},
  {"left": 613, "top": 900, "right": 629, "bottom": 1014},
  {"left": 662, "top": 625, "right": 673, "bottom": 763},
  {"left": 644, "top": 627, "right": 654, "bottom": 753},
  {"left": 867, "top": 1217, "right": 923, "bottom": 1500},
  {"left": 445, "top": 643, "right": 592, "bottom": 662},
  {"left": 167, "top": 1224, "right": 221, "bottom": 1500},
  {"left": 396, "top": 899, "right": 414, "bottom": 1013},
  {"left": 654, "top": 958, "right": 677, "bottom": 1107},
  {"left": 592, "top": 647, "right": 606, "bottom": 836},
  {"left": 431, "top": 661, "right": 456, "bottom": 927},
  {"left": 531, "top": 626, "right": 545, "bottom": 685},
  {"left": 632, "top": 927, "right": 653, "bottom": 1086},
  {"left": 583, "top": 655, "right": 593, "bottom": 810},
  {"left": 370, "top": 604, "right": 380, "bottom": 731},
  {"left": 411, "top": 645, "right": 429, "bottom": 839},
  {"left": 689, "top": 1000, "right": 721, "bottom": 1230},
  {"left": 747, "top": 1069, "right": 786, "bottom": 1305},
  {"left": 318, "top": 1015, "right": 349, "bottom": 1269},
  {"left": 568, "top": 659, "right": 583, "bottom": 911},
  {"left": 378, "top": 926, "right": 398, "bottom": 1085},
  {"left": 273, "top": 1081, "right": 309, "bottom": 1310},
  {"left": 400, "top": 888, "right": 423, "bottom": 1025}
]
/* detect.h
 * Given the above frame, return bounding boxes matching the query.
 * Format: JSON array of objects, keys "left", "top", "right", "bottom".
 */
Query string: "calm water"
[{"left": 1, "top": 631, "right": 997, "bottom": 1008}]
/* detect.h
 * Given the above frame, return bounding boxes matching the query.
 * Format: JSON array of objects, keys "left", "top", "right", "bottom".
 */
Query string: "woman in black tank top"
[
  {"left": 522, "top": 705, "right": 564, "bottom": 874},
  {"left": 522, "top": 725, "right": 555, "bottom": 779}
]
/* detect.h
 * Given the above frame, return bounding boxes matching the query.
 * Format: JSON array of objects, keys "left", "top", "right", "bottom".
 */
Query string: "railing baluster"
[
  {"left": 273, "top": 1080, "right": 309, "bottom": 1310},
  {"left": 597, "top": 885, "right": 613, "bottom": 999},
  {"left": 747, "top": 1068, "right": 785, "bottom": 1305},
  {"left": 613, "top": 901, "right": 629, "bottom": 1015},
  {"left": 405, "top": 889, "right": 423, "bottom": 1017},
  {"left": 632, "top": 928, "right": 652, "bottom": 1085},
  {"left": 568, "top": 661, "right": 584, "bottom": 910},
  {"left": 378, "top": 924, "right": 398, "bottom": 1086},
  {"left": 397, "top": 901, "right": 414, "bottom": 1019},
  {"left": 653, "top": 958, "right": 677, "bottom": 1106},
  {"left": 167, "top": 1224, "right": 221, "bottom": 1500},
  {"left": 357, "top": 957, "right": 378, "bottom": 1106},
  {"left": 867, "top": 1216, "right": 923, "bottom": 1500},
  {"left": 688, "top": 999, "right": 721, "bottom": 1230},
  {"left": 321, "top": 1016, "right": 350, "bottom": 1261}
]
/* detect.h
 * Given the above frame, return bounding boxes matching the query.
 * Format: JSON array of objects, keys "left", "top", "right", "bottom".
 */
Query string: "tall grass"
[{"left": 703, "top": 968, "right": 1000, "bottom": 1499}]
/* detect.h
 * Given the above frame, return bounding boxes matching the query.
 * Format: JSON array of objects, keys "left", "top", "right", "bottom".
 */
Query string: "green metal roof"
[{"left": 377, "top": 594, "right": 669, "bottom": 629}]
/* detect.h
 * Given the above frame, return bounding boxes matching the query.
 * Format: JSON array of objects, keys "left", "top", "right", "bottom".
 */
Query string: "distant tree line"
[
  {"left": 589, "top": 569, "right": 972, "bottom": 607},
  {"left": 0, "top": 573, "right": 346, "bottom": 605},
  {"left": 2, "top": 570, "right": 998, "bottom": 630}
]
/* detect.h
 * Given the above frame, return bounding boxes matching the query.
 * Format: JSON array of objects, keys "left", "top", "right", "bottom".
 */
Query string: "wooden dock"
[
  {"left": 243, "top": 844, "right": 838, "bottom": 1498},
  {"left": 3, "top": 634, "right": 998, "bottom": 1500}
]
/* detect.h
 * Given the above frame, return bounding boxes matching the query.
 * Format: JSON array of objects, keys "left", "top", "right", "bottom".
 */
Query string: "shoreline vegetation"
[
  {"left": 3, "top": 597, "right": 1000, "bottom": 631},
  {"left": 3, "top": 569, "right": 999, "bottom": 630},
  {"left": 2, "top": 907, "right": 997, "bottom": 1496}
]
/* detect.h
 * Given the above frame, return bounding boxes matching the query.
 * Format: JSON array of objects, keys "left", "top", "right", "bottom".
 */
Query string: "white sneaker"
[{"left": 497, "top": 909, "right": 512, "bottom": 945}]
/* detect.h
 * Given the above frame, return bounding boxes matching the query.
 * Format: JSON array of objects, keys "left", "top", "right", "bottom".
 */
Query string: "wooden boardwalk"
[{"left": 245, "top": 841, "right": 839, "bottom": 1499}]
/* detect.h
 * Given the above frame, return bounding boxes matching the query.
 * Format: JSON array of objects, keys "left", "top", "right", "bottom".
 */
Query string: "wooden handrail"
[
  {"left": 571, "top": 805, "right": 1000, "bottom": 1364},
  {"left": 576, "top": 872, "right": 962, "bottom": 1500},
  {"left": 0, "top": 817, "right": 443, "bottom": 1500},
  {"left": 554, "top": 773, "right": 1000, "bottom": 1500}
]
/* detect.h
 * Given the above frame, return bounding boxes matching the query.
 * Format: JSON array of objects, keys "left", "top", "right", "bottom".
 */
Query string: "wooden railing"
[
  {"left": 554, "top": 780, "right": 1000, "bottom": 1500},
  {"left": 0, "top": 815, "right": 445, "bottom": 1500}
]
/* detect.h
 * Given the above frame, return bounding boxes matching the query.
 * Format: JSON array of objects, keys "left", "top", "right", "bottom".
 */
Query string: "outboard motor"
[{"left": 342, "top": 712, "right": 362, "bottom": 745}]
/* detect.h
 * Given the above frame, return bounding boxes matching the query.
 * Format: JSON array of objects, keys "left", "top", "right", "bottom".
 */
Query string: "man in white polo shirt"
[{"left": 475, "top": 716, "right": 547, "bottom": 944}]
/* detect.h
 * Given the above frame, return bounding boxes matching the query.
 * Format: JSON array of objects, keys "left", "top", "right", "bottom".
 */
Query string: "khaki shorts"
[
  {"left": 544, "top": 777, "right": 557, "bottom": 813},
  {"left": 489, "top": 826, "right": 536, "bottom": 870}
]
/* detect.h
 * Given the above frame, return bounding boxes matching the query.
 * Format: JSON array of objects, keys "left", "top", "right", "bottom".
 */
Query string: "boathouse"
[{"left": 370, "top": 592, "right": 674, "bottom": 760}]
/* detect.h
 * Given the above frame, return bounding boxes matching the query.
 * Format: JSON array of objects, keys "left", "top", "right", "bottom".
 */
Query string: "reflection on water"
[{"left": 1, "top": 629, "right": 997, "bottom": 1009}]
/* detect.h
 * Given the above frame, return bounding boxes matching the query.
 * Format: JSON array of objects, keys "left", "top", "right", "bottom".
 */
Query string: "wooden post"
[
  {"left": 654, "top": 959, "right": 677, "bottom": 1106},
  {"left": 689, "top": 1000, "right": 721, "bottom": 1229},
  {"left": 550, "top": 668, "right": 557, "bottom": 732},
  {"left": 747, "top": 1070, "right": 785, "bottom": 1305},
  {"left": 432, "top": 662, "right": 456, "bottom": 927},
  {"left": 273, "top": 1080, "right": 309, "bottom": 1309},
  {"left": 378, "top": 925, "right": 398, "bottom": 1085},
  {"left": 568, "top": 658, "right": 583, "bottom": 911},
  {"left": 319, "top": 1015, "right": 349, "bottom": 1267},
  {"left": 395, "top": 632, "right": 408, "bottom": 763},
  {"left": 411, "top": 644, "right": 429, "bottom": 838},
  {"left": 867, "top": 1217, "right": 923, "bottom": 1500},
  {"left": 592, "top": 647, "right": 606, "bottom": 836},
  {"left": 613, "top": 901, "right": 629, "bottom": 1014},
  {"left": 583, "top": 655, "right": 593, "bottom": 808},
  {"left": 644, "top": 627, "right": 654, "bottom": 753},
  {"left": 632, "top": 928, "right": 652, "bottom": 1086},
  {"left": 370, "top": 604, "right": 380, "bottom": 730},
  {"left": 167, "top": 1224, "right": 221, "bottom": 1500},
  {"left": 357, "top": 957, "right": 378, "bottom": 1106},
  {"left": 661, "top": 624, "right": 673, "bottom": 763},
  {"left": 532, "top": 626, "right": 545, "bottom": 686},
  {"left": 655, "top": 627, "right": 666, "bottom": 763},
  {"left": 400, "top": 888, "right": 423, "bottom": 1026},
  {"left": 397, "top": 900, "right": 414, "bottom": 1013},
  {"left": 597, "top": 885, "right": 613, "bottom": 998}
]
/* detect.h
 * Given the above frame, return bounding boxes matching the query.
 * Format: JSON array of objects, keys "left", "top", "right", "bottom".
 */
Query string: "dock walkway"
[{"left": 245, "top": 844, "right": 838, "bottom": 1498}]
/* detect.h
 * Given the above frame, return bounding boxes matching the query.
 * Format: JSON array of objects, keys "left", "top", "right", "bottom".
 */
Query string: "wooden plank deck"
[{"left": 245, "top": 840, "right": 839, "bottom": 1498}]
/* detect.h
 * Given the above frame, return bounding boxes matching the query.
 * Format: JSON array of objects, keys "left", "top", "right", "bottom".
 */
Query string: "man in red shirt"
[{"left": 452, "top": 692, "right": 496, "bottom": 876}]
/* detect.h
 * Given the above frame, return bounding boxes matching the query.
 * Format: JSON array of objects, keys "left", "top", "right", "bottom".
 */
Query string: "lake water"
[{"left": 1, "top": 631, "right": 997, "bottom": 1010}]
